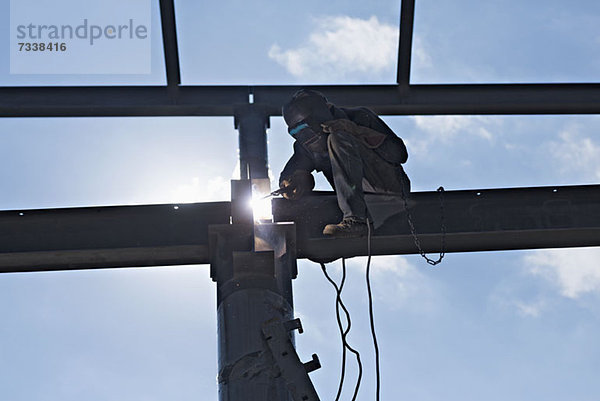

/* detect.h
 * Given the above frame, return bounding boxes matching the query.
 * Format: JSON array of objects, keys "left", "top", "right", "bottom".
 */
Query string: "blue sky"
[{"left": 1, "top": 1, "right": 600, "bottom": 400}]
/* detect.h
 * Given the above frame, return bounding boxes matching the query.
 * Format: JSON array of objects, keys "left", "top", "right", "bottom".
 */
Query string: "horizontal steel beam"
[
  {"left": 0, "top": 86, "right": 250, "bottom": 117},
  {"left": 0, "top": 202, "right": 230, "bottom": 273},
  {"left": 272, "top": 185, "right": 600, "bottom": 262},
  {"left": 2, "top": 185, "right": 600, "bottom": 273},
  {"left": 2, "top": 84, "right": 600, "bottom": 117}
]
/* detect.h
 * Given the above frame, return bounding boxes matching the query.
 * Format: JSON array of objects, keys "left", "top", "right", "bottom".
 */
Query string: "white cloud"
[
  {"left": 412, "top": 36, "right": 433, "bottom": 72},
  {"left": 413, "top": 115, "right": 468, "bottom": 140},
  {"left": 513, "top": 299, "right": 546, "bottom": 318},
  {"left": 170, "top": 176, "right": 230, "bottom": 203},
  {"left": 412, "top": 115, "right": 495, "bottom": 141},
  {"left": 491, "top": 292, "right": 548, "bottom": 318},
  {"left": 524, "top": 247, "right": 600, "bottom": 299},
  {"left": 407, "top": 115, "right": 497, "bottom": 156},
  {"left": 545, "top": 124, "right": 600, "bottom": 181},
  {"left": 367, "top": 255, "right": 439, "bottom": 313},
  {"left": 488, "top": 274, "right": 549, "bottom": 318},
  {"left": 268, "top": 15, "right": 398, "bottom": 81}
]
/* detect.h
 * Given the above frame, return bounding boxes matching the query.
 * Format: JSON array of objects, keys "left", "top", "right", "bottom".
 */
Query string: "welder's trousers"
[{"left": 327, "top": 129, "right": 411, "bottom": 220}]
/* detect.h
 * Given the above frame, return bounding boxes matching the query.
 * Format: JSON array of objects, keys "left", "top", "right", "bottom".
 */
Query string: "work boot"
[{"left": 322, "top": 217, "right": 370, "bottom": 238}]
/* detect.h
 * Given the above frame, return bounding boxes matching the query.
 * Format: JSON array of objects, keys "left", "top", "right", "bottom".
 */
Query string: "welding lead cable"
[
  {"left": 339, "top": 259, "right": 363, "bottom": 401},
  {"left": 320, "top": 261, "right": 363, "bottom": 401},
  {"left": 321, "top": 260, "right": 347, "bottom": 401},
  {"left": 365, "top": 218, "right": 381, "bottom": 401}
]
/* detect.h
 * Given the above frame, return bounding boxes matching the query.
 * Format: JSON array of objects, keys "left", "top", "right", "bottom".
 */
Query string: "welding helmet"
[{"left": 283, "top": 90, "right": 333, "bottom": 137}]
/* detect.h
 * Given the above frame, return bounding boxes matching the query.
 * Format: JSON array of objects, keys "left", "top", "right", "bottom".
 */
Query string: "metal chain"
[{"left": 401, "top": 186, "right": 446, "bottom": 266}]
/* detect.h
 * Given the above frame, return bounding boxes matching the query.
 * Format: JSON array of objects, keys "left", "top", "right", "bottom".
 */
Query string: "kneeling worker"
[{"left": 279, "top": 89, "right": 411, "bottom": 238}]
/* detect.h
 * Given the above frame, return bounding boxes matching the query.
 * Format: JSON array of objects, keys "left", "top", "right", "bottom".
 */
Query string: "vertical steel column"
[
  {"left": 397, "top": 0, "right": 416, "bottom": 88},
  {"left": 210, "top": 221, "right": 300, "bottom": 401},
  {"left": 234, "top": 105, "right": 269, "bottom": 180},
  {"left": 209, "top": 106, "right": 308, "bottom": 401},
  {"left": 158, "top": 0, "right": 181, "bottom": 87}
]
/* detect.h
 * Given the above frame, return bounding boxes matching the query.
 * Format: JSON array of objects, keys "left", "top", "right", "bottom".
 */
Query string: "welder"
[{"left": 279, "top": 89, "right": 411, "bottom": 238}]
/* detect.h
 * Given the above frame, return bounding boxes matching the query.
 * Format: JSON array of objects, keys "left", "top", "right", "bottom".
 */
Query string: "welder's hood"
[{"left": 282, "top": 90, "right": 333, "bottom": 129}]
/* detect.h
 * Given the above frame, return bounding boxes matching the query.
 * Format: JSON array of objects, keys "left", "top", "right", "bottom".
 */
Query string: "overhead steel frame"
[
  {"left": 2, "top": 1, "right": 600, "bottom": 401},
  {"left": 1, "top": 0, "right": 600, "bottom": 118}
]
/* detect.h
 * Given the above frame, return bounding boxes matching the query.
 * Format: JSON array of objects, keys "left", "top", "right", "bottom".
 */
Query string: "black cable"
[
  {"left": 320, "top": 261, "right": 363, "bottom": 401},
  {"left": 339, "top": 260, "right": 363, "bottom": 401},
  {"left": 365, "top": 218, "right": 381, "bottom": 401},
  {"left": 322, "top": 261, "right": 347, "bottom": 401},
  {"left": 317, "top": 177, "right": 443, "bottom": 401}
]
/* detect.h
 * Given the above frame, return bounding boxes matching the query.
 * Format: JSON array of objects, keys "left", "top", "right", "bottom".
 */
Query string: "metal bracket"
[
  {"left": 283, "top": 318, "right": 304, "bottom": 334},
  {"left": 262, "top": 318, "right": 320, "bottom": 401},
  {"left": 303, "top": 354, "right": 321, "bottom": 373}
]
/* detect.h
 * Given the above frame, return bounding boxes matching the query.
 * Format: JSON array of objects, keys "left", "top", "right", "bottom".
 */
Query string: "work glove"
[
  {"left": 321, "top": 119, "right": 386, "bottom": 148},
  {"left": 280, "top": 170, "right": 315, "bottom": 200},
  {"left": 320, "top": 118, "right": 359, "bottom": 135}
]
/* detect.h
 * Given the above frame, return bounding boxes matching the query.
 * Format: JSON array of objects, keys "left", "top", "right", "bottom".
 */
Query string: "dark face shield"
[
  {"left": 283, "top": 92, "right": 333, "bottom": 133},
  {"left": 288, "top": 123, "right": 329, "bottom": 154},
  {"left": 288, "top": 122, "right": 310, "bottom": 138}
]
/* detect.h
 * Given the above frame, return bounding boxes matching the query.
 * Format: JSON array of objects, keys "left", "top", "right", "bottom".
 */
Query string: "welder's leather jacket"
[{"left": 279, "top": 106, "right": 408, "bottom": 188}]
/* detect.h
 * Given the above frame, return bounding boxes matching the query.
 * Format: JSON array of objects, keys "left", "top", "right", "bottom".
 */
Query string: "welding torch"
[{"left": 261, "top": 186, "right": 293, "bottom": 199}]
